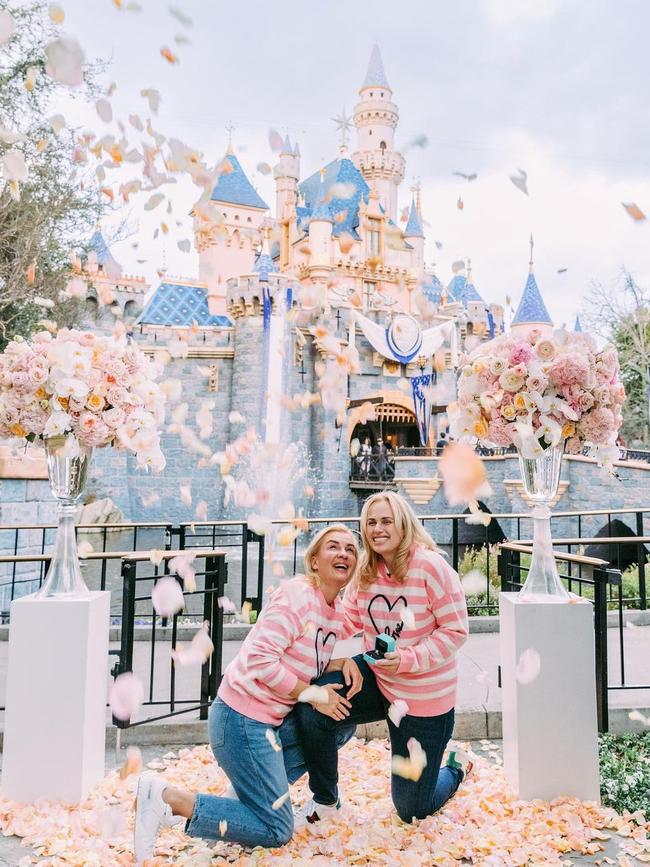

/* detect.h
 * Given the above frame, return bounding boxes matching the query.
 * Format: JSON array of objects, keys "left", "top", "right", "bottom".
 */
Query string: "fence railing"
[
  {"left": 112, "top": 549, "right": 227, "bottom": 728},
  {"left": 1, "top": 507, "right": 648, "bottom": 617},
  {"left": 499, "top": 541, "right": 636, "bottom": 733}
]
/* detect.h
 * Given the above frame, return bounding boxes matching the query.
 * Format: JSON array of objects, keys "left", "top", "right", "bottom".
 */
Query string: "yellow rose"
[
  {"left": 34, "top": 386, "right": 49, "bottom": 400},
  {"left": 513, "top": 392, "right": 532, "bottom": 413},
  {"left": 501, "top": 404, "right": 516, "bottom": 420},
  {"left": 474, "top": 417, "right": 489, "bottom": 438},
  {"left": 561, "top": 422, "right": 576, "bottom": 438},
  {"left": 472, "top": 360, "right": 485, "bottom": 375},
  {"left": 86, "top": 393, "right": 105, "bottom": 411},
  {"left": 57, "top": 396, "right": 69, "bottom": 411},
  {"left": 10, "top": 423, "right": 27, "bottom": 437}
]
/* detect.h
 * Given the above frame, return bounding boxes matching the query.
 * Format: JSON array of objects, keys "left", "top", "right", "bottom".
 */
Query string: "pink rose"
[
  {"left": 535, "top": 339, "right": 557, "bottom": 361},
  {"left": 577, "top": 392, "right": 595, "bottom": 412},
  {"left": 548, "top": 354, "right": 591, "bottom": 388},
  {"left": 565, "top": 436, "right": 582, "bottom": 454},
  {"left": 578, "top": 407, "right": 616, "bottom": 444},
  {"left": 11, "top": 371, "right": 32, "bottom": 393},
  {"left": 510, "top": 344, "right": 533, "bottom": 365},
  {"left": 103, "top": 406, "right": 126, "bottom": 429},
  {"left": 487, "top": 416, "right": 513, "bottom": 446}
]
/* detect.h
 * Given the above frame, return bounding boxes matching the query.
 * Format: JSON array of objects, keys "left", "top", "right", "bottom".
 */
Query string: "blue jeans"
[
  {"left": 295, "top": 654, "right": 462, "bottom": 823},
  {"left": 185, "top": 698, "right": 355, "bottom": 847}
]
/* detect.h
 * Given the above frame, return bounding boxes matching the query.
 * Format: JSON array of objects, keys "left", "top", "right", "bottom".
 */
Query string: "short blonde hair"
[
  {"left": 359, "top": 492, "right": 437, "bottom": 587},
  {"left": 303, "top": 524, "right": 359, "bottom": 587}
]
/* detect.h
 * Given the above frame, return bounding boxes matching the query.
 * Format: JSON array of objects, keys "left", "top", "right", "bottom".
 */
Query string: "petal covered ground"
[{"left": 0, "top": 738, "right": 648, "bottom": 866}]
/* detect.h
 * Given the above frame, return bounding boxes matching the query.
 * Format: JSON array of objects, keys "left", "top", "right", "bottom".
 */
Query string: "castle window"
[
  {"left": 380, "top": 141, "right": 387, "bottom": 154},
  {"left": 367, "top": 218, "right": 381, "bottom": 259},
  {"left": 370, "top": 91, "right": 373, "bottom": 97},
  {"left": 247, "top": 216, "right": 252, "bottom": 223},
  {"left": 380, "top": 92, "right": 384, "bottom": 97},
  {"left": 234, "top": 214, "right": 239, "bottom": 221},
  {"left": 363, "top": 281, "right": 376, "bottom": 309},
  {"left": 281, "top": 221, "right": 290, "bottom": 268}
]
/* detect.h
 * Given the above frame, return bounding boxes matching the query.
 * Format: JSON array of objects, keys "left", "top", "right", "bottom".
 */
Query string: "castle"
[{"left": 81, "top": 45, "right": 591, "bottom": 524}]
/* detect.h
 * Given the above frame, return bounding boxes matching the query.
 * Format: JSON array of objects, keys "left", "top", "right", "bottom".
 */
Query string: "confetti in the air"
[
  {"left": 391, "top": 736, "right": 427, "bottom": 781},
  {"left": 0, "top": 10, "right": 16, "bottom": 45},
  {"left": 622, "top": 202, "right": 646, "bottom": 222},
  {"left": 515, "top": 647, "right": 541, "bottom": 685},
  {"left": 44, "top": 35, "right": 85, "bottom": 87},
  {"left": 171, "top": 621, "right": 214, "bottom": 666},
  {"left": 510, "top": 167, "right": 529, "bottom": 196},
  {"left": 151, "top": 575, "right": 184, "bottom": 618},
  {"left": 439, "top": 442, "right": 492, "bottom": 507},
  {"left": 109, "top": 672, "right": 144, "bottom": 721}
]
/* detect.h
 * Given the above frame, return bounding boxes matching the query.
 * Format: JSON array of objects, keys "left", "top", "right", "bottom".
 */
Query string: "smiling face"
[
  {"left": 310, "top": 530, "right": 358, "bottom": 596},
  {"left": 364, "top": 498, "right": 402, "bottom": 565}
]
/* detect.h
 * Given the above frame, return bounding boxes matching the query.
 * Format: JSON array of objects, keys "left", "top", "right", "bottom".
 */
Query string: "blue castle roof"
[
  {"left": 138, "top": 281, "right": 232, "bottom": 327},
  {"left": 88, "top": 230, "right": 121, "bottom": 272},
  {"left": 211, "top": 153, "right": 268, "bottom": 210},
  {"left": 512, "top": 271, "right": 553, "bottom": 326},
  {"left": 254, "top": 249, "right": 275, "bottom": 281},
  {"left": 447, "top": 273, "right": 467, "bottom": 302},
  {"left": 362, "top": 44, "right": 390, "bottom": 91},
  {"left": 310, "top": 174, "right": 333, "bottom": 223},
  {"left": 404, "top": 199, "right": 424, "bottom": 238},
  {"left": 459, "top": 278, "right": 485, "bottom": 305},
  {"left": 299, "top": 157, "right": 370, "bottom": 239},
  {"left": 574, "top": 315, "right": 582, "bottom": 332},
  {"left": 421, "top": 273, "right": 443, "bottom": 304}
]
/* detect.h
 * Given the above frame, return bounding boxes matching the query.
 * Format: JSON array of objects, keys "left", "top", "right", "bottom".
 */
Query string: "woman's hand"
[
  {"left": 340, "top": 657, "right": 363, "bottom": 699},
  {"left": 311, "top": 683, "right": 352, "bottom": 721},
  {"left": 373, "top": 650, "right": 401, "bottom": 674}
]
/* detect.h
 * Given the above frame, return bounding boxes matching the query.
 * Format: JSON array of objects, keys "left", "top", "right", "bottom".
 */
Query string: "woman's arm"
[
  {"left": 243, "top": 601, "right": 306, "bottom": 696},
  {"left": 340, "top": 581, "right": 364, "bottom": 639}
]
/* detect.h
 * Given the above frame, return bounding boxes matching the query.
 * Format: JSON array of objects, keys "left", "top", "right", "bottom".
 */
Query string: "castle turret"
[
  {"left": 511, "top": 236, "right": 553, "bottom": 334},
  {"left": 351, "top": 44, "right": 405, "bottom": 221},
  {"left": 195, "top": 146, "right": 269, "bottom": 314},
  {"left": 308, "top": 170, "right": 334, "bottom": 283},
  {"left": 274, "top": 136, "right": 300, "bottom": 271},
  {"left": 84, "top": 229, "right": 148, "bottom": 326},
  {"left": 404, "top": 193, "right": 424, "bottom": 273}
]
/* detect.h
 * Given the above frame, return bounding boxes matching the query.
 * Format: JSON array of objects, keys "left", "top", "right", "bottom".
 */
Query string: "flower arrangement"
[
  {"left": 449, "top": 327, "right": 625, "bottom": 467},
  {"left": 0, "top": 329, "right": 166, "bottom": 470}
]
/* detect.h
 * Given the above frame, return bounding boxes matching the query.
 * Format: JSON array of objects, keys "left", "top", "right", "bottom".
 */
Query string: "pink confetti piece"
[
  {"left": 298, "top": 685, "right": 329, "bottom": 704},
  {"left": 44, "top": 35, "right": 85, "bottom": 87},
  {"left": 387, "top": 699, "right": 409, "bottom": 727},
  {"left": 391, "top": 736, "right": 427, "bottom": 781},
  {"left": 151, "top": 575, "right": 184, "bottom": 618},
  {"left": 515, "top": 647, "right": 541, "bottom": 685},
  {"left": 109, "top": 672, "right": 144, "bottom": 721},
  {"left": 217, "top": 596, "right": 237, "bottom": 614},
  {"left": 171, "top": 622, "right": 213, "bottom": 667}
]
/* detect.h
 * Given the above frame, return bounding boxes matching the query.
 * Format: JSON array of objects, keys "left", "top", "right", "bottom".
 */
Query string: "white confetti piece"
[
  {"left": 515, "top": 647, "right": 541, "bottom": 685},
  {"left": 272, "top": 791, "right": 290, "bottom": 810}
]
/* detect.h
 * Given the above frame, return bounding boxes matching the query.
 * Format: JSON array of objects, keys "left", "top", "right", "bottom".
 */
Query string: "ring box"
[{"left": 363, "top": 633, "right": 396, "bottom": 665}]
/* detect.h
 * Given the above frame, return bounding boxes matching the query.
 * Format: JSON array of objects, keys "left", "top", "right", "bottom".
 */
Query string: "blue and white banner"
[{"left": 411, "top": 374, "right": 433, "bottom": 447}]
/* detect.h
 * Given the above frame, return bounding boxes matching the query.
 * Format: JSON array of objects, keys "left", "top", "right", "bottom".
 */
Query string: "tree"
[
  {"left": 0, "top": 1, "right": 103, "bottom": 348},
  {"left": 584, "top": 270, "right": 650, "bottom": 445}
]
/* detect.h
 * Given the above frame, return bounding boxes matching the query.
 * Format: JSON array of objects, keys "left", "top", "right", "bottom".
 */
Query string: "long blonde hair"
[
  {"left": 358, "top": 492, "right": 437, "bottom": 587},
  {"left": 303, "top": 523, "right": 359, "bottom": 587}
]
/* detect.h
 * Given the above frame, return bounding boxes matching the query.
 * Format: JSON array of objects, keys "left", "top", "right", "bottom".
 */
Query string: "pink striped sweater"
[
  {"left": 342, "top": 546, "right": 469, "bottom": 717},
  {"left": 218, "top": 577, "right": 346, "bottom": 725}
]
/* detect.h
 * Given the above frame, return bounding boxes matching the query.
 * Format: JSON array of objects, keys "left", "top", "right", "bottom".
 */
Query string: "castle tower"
[
  {"left": 195, "top": 146, "right": 269, "bottom": 314},
  {"left": 83, "top": 229, "right": 148, "bottom": 327},
  {"left": 308, "top": 170, "right": 334, "bottom": 289},
  {"left": 404, "top": 192, "right": 425, "bottom": 273},
  {"left": 351, "top": 44, "right": 405, "bottom": 221},
  {"left": 274, "top": 137, "right": 300, "bottom": 271},
  {"left": 511, "top": 236, "right": 553, "bottom": 334}
]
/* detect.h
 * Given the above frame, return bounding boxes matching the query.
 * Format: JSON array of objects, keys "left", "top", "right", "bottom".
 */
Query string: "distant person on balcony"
[
  {"left": 436, "top": 431, "right": 448, "bottom": 455},
  {"left": 294, "top": 492, "right": 473, "bottom": 826},
  {"left": 133, "top": 526, "right": 361, "bottom": 863},
  {"left": 357, "top": 436, "right": 372, "bottom": 478},
  {"left": 374, "top": 437, "right": 388, "bottom": 479}
]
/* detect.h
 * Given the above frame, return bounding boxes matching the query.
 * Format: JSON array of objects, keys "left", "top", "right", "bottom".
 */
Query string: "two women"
[
  {"left": 134, "top": 524, "right": 360, "bottom": 864},
  {"left": 134, "top": 491, "right": 471, "bottom": 861},
  {"left": 295, "top": 491, "right": 471, "bottom": 825}
]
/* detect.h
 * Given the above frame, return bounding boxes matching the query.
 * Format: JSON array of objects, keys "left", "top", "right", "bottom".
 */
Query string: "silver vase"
[
  {"left": 517, "top": 444, "right": 570, "bottom": 601},
  {"left": 36, "top": 434, "right": 92, "bottom": 598}
]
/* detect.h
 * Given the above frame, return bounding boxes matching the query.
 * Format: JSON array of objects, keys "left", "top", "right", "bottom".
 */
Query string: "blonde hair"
[
  {"left": 359, "top": 492, "right": 437, "bottom": 587},
  {"left": 303, "top": 523, "right": 359, "bottom": 587}
]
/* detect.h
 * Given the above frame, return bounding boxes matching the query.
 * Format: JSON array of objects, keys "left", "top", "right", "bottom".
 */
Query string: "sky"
[{"left": 50, "top": 0, "right": 650, "bottom": 326}]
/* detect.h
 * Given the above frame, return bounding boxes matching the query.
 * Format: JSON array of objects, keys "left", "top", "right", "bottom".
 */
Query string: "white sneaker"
[
  {"left": 134, "top": 773, "right": 181, "bottom": 865},
  {"left": 294, "top": 796, "right": 341, "bottom": 826}
]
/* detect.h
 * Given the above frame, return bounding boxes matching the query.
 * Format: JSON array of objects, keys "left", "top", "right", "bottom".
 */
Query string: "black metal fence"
[
  {"left": 112, "top": 549, "right": 227, "bottom": 728},
  {"left": 1, "top": 507, "right": 648, "bottom": 618}
]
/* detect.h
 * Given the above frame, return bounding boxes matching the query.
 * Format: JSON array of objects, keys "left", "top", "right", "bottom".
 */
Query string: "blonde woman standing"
[
  {"left": 296, "top": 492, "right": 471, "bottom": 825},
  {"left": 133, "top": 525, "right": 360, "bottom": 864}
]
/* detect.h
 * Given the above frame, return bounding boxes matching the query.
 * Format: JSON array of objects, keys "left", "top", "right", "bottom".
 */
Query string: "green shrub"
[{"left": 599, "top": 732, "right": 650, "bottom": 813}]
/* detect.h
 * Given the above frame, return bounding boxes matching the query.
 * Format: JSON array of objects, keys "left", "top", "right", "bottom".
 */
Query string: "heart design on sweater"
[
  {"left": 315, "top": 627, "right": 337, "bottom": 677},
  {"left": 367, "top": 593, "right": 408, "bottom": 637}
]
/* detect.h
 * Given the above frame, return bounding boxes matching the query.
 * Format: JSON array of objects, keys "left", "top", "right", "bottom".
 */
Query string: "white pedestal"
[
  {"left": 499, "top": 592, "right": 600, "bottom": 802},
  {"left": 2, "top": 592, "right": 110, "bottom": 803}
]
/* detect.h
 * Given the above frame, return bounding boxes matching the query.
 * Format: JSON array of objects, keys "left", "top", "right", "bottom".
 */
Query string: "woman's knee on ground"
[
  {"left": 392, "top": 791, "right": 431, "bottom": 824},
  {"left": 264, "top": 805, "right": 294, "bottom": 847}
]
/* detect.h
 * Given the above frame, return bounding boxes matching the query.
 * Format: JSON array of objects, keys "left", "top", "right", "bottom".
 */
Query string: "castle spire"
[
  {"left": 512, "top": 238, "right": 553, "bottom": 327},
  {"left": 404, "top": 194, "right": 424, "bottom": 238},
  {"left": 361, "top": 43, "right": 390, "bottom": 92}
]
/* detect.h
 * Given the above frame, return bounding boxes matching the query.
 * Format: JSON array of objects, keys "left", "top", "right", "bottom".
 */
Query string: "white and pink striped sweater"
[
  {"left": 218, "top": 577, "right": 346, "bottom": 725},
  {"left": 342, "top": 546, "right": 469, "bottom": 717}
]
